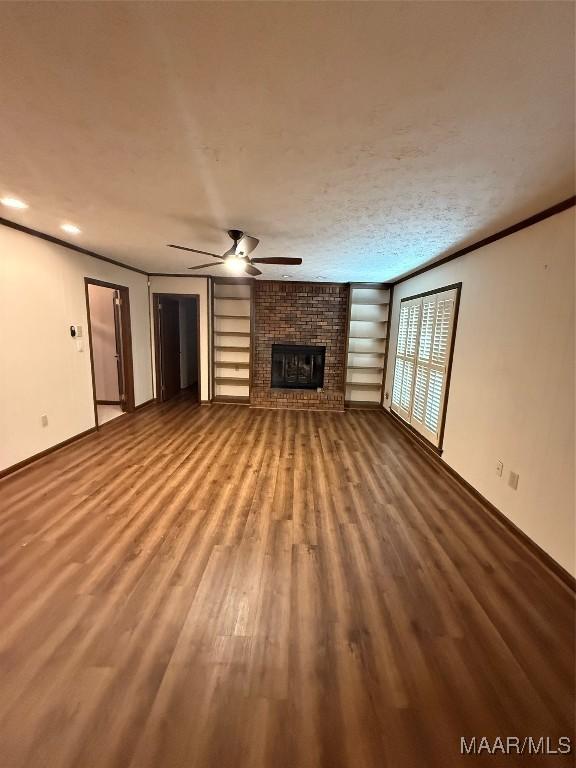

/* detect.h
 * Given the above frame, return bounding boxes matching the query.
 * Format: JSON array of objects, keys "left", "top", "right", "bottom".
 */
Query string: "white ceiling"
[{"left": 0, "top": 1, "right": 573, "bottom": 282}]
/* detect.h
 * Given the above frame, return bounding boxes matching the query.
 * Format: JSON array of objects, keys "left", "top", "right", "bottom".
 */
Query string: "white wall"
[
  {"left": 0, "top": 226, "right": 153, "bottom": 471},
  {"left": 88, "top": 283, "right": 120, "bottom": 402},
  {"left": 384, "top": 208, "right": 575, "bottom": 575},
  {"left": 149, "top": 277, "right": 209, "bottom": 401}
]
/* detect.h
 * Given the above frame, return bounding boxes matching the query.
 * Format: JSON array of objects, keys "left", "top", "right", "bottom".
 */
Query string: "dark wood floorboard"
[{"left": 0, "top": 401, "right": 573, "bottom": 768}]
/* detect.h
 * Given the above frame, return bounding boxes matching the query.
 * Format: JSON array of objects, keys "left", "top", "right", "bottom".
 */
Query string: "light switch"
[{"left": 508, "top": 471, "right": 519, "bottom": 490}]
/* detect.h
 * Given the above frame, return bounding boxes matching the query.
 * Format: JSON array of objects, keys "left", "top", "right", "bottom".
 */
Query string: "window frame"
[{"left": 390, "top": 282, "right": 462, "bottom": 453}]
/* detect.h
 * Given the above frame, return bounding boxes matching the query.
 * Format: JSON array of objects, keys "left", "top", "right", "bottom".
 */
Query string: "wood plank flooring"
[{"left": 0, "top": 400, "right": 574, "bottom": 768}]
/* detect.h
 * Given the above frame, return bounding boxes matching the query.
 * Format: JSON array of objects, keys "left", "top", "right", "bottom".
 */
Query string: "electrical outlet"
[
  {"left": 508, "top": 471, "right": 519, "bottom": 491},
  {"left": 496, "top": 460, "right": 503, "bottom": 477},
  {"left": 41, "top": 414, "right": 48, "bottom": 427},
  {"left": 385, "top": 392, "right": 390, "bottom": 401}
]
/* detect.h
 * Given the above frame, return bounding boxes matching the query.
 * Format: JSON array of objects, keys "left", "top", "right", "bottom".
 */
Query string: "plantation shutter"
[
  {"left": 391, "top": 298, "right": 421, "bottom": 422},
  {"left": 391, "top": 287, "right": 458, "bottom": 447}
]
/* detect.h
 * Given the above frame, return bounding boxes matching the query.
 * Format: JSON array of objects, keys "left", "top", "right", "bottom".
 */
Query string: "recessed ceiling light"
[
  {"left": 282, "top": 274, "right": 291, "bottom": 279},
  {"left": 316, "top": 275, "right": 327, "bottom": 280},
  {"left": 61, "top": 223, "right": 81, "bottom": 235},
  {"left": 1, "top": 197, "right": 28, "bottom": 209}
]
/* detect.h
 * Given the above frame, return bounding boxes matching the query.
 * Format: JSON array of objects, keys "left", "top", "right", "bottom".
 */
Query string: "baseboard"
[
  {"left": 212, "top": 395, "right": 251, "bottom": 404},
  {"left": 381, "top": 407, "right": 575, "bottom": 593},
  {"left": 96, "top": 399, "right": 121, "bottom": 406},
  {"left": 345, "top": 400, "right": 381, "bottom": 409},
  {"left": 0, "top": 427, "right": 98, "bottom": 481}
]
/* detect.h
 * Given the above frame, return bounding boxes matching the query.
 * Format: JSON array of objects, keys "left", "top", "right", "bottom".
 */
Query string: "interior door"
[
  {"left": 112, "top": 290, "right": 126, "bottom": 410},
  {"left": 158, "top": 297, "right": 181, "bottom": 401}
]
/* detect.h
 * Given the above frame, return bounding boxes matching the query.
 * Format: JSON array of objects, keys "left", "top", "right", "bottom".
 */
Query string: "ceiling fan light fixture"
[
  {"left": 225, "top": 255, "right": 246, "bottom": 273},
  {"left": 168, "top": 229, "right": 300, "bottom": 276}
]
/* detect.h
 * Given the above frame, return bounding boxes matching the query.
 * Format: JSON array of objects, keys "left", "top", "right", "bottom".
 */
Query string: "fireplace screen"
[{"left": 271, "top": 344, "right": 326, "bottom": 389}]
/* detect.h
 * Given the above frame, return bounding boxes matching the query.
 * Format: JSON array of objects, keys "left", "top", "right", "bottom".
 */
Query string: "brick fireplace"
[{"left": 251, "top": 281, "right": 348, "bottom": 410}]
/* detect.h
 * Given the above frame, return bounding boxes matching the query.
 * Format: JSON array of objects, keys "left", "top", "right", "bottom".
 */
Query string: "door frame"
[
  {"left": 111, "top": 288, "right": 127, "bottom": 409},
  {"left": 85, "top": 277, "right": 135, "bottom": 427},
  {"left": 153, "top": 293, "right": 201, "bottom": 403}
]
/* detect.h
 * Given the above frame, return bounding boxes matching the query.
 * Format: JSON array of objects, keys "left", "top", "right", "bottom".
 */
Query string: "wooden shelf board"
[
  {"left": 348, "top": 336, "right": 387, "bottom": 340},
  {"left": 347, "top": 350, "right": 385, "bottom": 356},
  {"left": 346, "top": 382, "right": 383, "bottom": 389},
  {"left": 214, "top": 331, "right": 251, "bottom": 337},
  {"left": 347, "top": 365, "right": 384, "bottom": 371},
  {"left": 214, "top": 296, "right": 250, "bottom": 301},
  {"left": 215, "top": 362, "right": 250, "bottom": 369},
  {"left": 215, "top": 377, "right": 250, "bottom": 385},
  {"left": 214, "top": 314, "right": 251, "bottom": 319},
  {"left": 351, "top": 301, "right": 389, "bottom": 306},
  {"left": 215, "top": 345, "right": 250, "bottom": 352}
]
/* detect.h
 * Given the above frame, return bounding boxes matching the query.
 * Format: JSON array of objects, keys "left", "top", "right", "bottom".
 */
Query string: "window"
[{"left": 391, "top": 284, "right": 460, "bottom": 448}]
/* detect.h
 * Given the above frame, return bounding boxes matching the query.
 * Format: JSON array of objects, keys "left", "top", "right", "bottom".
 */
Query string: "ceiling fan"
[{"left": 167, "top": 229, "right": 302, "bottom": 276}]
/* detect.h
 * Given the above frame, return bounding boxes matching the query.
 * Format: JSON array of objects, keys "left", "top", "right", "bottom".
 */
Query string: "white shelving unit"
[
  {"left": 345, "top": 285, "right": 390, "bottom": 406},
  {"left": 213, "top": 282, "right": 252, "bottom": 401}
]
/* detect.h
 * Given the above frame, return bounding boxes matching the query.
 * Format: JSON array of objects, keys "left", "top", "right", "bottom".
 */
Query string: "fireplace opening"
[{"left": 271, "top": 344, "right": 326, "bottom": 389}]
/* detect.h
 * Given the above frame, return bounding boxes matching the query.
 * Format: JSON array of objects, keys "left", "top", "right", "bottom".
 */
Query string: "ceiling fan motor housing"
[{"left": 227, "top": 229, "right": 244, "bottom": 243}]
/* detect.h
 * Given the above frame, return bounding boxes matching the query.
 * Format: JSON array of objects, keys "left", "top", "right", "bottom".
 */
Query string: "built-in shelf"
[
  {"left": 213, "top": 281, "right": 252, "bottom": 401},
  {"left": 345, "top": 285, "right": 390, "bottom": 406}
]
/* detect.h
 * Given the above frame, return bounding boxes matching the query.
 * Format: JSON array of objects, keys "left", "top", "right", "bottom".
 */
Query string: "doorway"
[
  {"left": 85, "top": 278, "right": 135, "bottom": 427},
  {"left": 153, "top": 293, "right": 200, "bottom": 403}
]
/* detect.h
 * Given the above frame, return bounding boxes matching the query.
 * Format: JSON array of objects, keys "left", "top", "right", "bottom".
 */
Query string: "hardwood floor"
[{"left": 0, "top": 401, "right": 573, "bottom": 768}]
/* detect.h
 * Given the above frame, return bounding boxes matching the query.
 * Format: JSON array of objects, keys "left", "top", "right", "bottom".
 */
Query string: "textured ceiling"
[{"left": 0, "top": 1, "right": 573, "bottom": 281}]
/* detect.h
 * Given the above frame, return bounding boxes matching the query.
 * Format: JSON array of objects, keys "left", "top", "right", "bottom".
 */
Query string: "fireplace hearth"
[{"left": 271, "top": 344, "right": 326, "bottom": 389}]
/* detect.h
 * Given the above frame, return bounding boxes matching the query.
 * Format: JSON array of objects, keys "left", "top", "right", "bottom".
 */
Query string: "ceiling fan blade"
[
  {"left": 237, "top": 235, "right": 259, "bottom": 256},
  {"left": 222, "top": 246, "right": 237, "bottom": 258},
  {"left": 244, "top": 263, "right": 262, "bottom": 277},
  {"left": 167, "top": 244, "right": 223, "bottom": 259},
  {"left": 251, "top": 257, "right": 302, "bottom": 265},
  {"left": 187, "top": 262, "right": 224, "bottom": 270}
]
